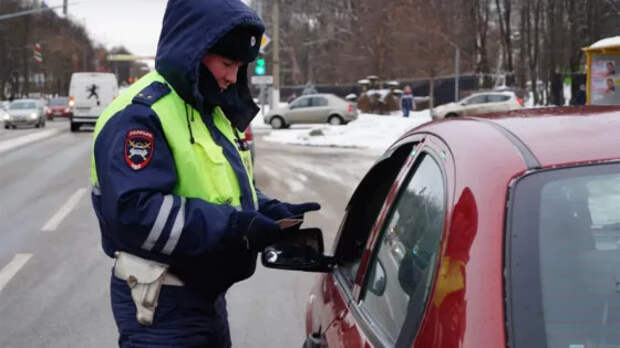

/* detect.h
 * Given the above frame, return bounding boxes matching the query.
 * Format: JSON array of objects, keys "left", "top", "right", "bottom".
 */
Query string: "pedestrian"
[
  {"left": 573, "top": 84, "right": 586, "bottom": 105},
  {"left": 400, "top": 85, "right": 416, "bottom": 117},
  {"left": 90, "top": 0, "right": 321, "bottom": 346}
]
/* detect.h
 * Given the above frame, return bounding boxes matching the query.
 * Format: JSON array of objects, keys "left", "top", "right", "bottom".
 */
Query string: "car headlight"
[
  {"left": 2, "top": 114, "right": 9, "bottom": 121},
  {"left": 30, "top": 113, "right": 38, "bottom": 120}
]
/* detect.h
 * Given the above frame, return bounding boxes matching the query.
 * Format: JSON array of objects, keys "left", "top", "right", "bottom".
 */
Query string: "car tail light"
[
  {"left": 516, "top": 97, "right": 524, "bottom": 106},
  {"left": 46, "top": 109, "right": 52, "bottom": 114},
  {"left": 244, "top": 127, "right": 253, "bottom": 141},
  {"left": 348, "top": 104, "right": 353, "bottom": 113},
  {"left": 69, "top": 97, "right": 75, "bottom": 107},
  {"left": 64, "top": 108, "right": 70, "bottom": 113}
]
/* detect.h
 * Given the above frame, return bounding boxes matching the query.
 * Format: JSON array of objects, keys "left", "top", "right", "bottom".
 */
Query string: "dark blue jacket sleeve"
[{"left": 92, "top": 104, "right": 237, "bottom": 263}]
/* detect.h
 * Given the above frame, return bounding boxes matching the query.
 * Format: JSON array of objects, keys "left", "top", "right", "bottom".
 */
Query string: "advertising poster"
[{"left": 590, "top": 55, "right": 620, "bottom": 105}]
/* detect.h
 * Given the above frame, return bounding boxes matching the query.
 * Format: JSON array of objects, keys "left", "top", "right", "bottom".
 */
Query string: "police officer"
[{"left": 90, "top": 0, "right": 320, "bottom": 346}]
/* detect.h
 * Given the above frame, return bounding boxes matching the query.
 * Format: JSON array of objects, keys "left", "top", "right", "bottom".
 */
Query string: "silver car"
[
  {"left": 3, "top": 99, "right": 46, "bottom": 129},
  {"left": 432, "top": 91, "right": 523, "bottom": 120},
  {"left": 264, "top": 93, "right": 358, "bottom": 129}
]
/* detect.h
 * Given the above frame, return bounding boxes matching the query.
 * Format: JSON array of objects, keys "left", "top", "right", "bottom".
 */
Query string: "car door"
[
  {"left": 461, "top": 94, "right": 489, "bottom": 116},
  {"left": 287, "top": 96, "right": 313, "bottom": 124},
  {"left": 320, "top": 137, "right": 451, "bottom": 348},
  {"left": 309, "top": 96, "right": 330, "bottom": 123},
  {"left": 308, "top": 140, "right": 422, "bottom": 348},
  {"left": 485, "top": 94, "right": 512, "bottom": 113}
]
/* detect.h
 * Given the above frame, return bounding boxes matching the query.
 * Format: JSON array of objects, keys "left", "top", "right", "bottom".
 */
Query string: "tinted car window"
[
  {"left": 464, "top": 95, "right": 487, "bottom": 105},
  {"left": 487, "top": 94, "right": 511, "bottom": 102},
  {"left": 509, "top": 163, "right": 620, "bottom": 348},
  {"left": 360, "top": 153, "right": 445, "bottom": 343},
  {"left": 336, "top": 144, "right": 416, "bottom": 288},
  {"left": 312, "top": 97, "right": 328, "bottom": 107},
  {"left": 291, "top": 97, "right": 311, "bottom": 108}
]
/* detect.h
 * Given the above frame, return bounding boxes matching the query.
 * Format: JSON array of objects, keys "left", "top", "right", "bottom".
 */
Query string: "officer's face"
[{"left": 202, "top": 54, "right": 243, "bottom": 91}]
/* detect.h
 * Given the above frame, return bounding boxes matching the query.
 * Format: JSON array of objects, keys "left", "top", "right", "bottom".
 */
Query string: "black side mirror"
[
  {"left": 261, "top": 228, "right": 335, "bottom": 273},
  {"left": 367, "top": 259, "right": 386, "bottom": 296}
]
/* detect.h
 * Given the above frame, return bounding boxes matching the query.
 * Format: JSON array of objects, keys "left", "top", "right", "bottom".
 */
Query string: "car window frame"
[
  {"left": 464, "top": 94, "right": 489, "bottom": 105},
  {"left": 352, "top": 148, "right": 448, "bottom": 347},
  {"left": 290, "top": 97, "right": 311, "bottom": 109},
  {"left": 311, "top": 96, "right": 329, "bottom": 107}
]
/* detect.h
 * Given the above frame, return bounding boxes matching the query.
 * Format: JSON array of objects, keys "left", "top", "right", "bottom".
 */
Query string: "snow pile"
[
  {"left": 259, "top": 110, "right": 432, "bottom": 154},
  {"left": 589, "top": 36, "right": 620, "bottom": 49}
]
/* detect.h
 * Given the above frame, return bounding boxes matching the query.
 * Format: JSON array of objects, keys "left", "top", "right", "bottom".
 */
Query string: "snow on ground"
[{"left": 252, "top": 109, "right": 432, "bottom": 155}]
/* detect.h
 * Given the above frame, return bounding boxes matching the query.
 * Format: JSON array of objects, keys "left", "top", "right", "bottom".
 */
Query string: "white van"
[{"left": 69, "top": 72, "right": 118, "bottom": 132}]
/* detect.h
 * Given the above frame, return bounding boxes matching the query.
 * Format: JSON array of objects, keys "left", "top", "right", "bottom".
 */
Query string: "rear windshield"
[
  {"left": 50, "top": 98, "right": 68, "bottom": 106},
  {"left": 10, "top": 102, "right": 36, "bottom": 110},
  {"left": 507, "top": 163, "right": 620, "bottom": 348}
]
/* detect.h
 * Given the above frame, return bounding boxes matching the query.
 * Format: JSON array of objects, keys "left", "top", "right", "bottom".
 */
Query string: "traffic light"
[{"left": 254, "top": 55, "right": 265, "bottom": 75}]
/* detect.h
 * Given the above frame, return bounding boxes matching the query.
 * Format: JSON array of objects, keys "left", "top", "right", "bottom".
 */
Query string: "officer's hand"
[
  {"left": 262, "top": 201, "right": 321, "bottom": 220},
  {"left": 231, "top": 211, "right": 282, "bottom": 251}
]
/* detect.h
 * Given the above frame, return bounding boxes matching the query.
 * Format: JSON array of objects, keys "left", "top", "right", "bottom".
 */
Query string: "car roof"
[{"left": 409, "top": 106, "right": 620, "bottom": 170}]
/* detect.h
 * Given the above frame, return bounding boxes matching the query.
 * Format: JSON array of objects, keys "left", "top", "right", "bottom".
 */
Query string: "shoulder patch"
[
  {"left": 125, "top": 129, "right": 155, "bottom": 170},
  {"left": 132, "top": 81, "right": 171, "bottom": 107}
]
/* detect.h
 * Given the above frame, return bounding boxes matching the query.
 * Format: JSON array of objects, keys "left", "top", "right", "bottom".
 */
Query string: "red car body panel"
[{"left": 307, "top": 106, "right": 620, "bottom": 348}]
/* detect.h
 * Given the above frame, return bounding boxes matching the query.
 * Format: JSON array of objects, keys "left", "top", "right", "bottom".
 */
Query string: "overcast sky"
[
  {"left": 48, "top": 0, "right": 168, "bottom": 58},
  {"left": 47, "top": 0, "right": 252, "bottom": 58}
]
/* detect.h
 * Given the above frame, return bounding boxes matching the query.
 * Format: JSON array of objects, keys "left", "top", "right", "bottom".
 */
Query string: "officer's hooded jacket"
[{"left": 91, "top": 0, "right": 274, "bottom": 297}]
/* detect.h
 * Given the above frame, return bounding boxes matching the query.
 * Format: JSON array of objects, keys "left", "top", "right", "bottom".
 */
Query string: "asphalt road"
[{"left": 0, "top": 119, "right": 378, "bottom": 347}]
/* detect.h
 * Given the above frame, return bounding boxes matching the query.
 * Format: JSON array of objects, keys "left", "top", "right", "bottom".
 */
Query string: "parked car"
[
  {"left": 262, "top": 106, "right": 620, "bottom": 348},
  {"left": 264, "top": 93, "right": 358, "bottom": 129},
  {"left": 3, "top": 99, "right": 46, "bottom": 129},
  {"left": 432, "top": 90, "right": 523, "bottom": 120},
  {"left": 46, "top": 97, "right": 72, "bottom": 120}
]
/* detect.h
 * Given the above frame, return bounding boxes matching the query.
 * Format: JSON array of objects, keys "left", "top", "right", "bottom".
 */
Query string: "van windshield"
[{"left": 508, "top": 163, "right": 620, "bottom": 348}]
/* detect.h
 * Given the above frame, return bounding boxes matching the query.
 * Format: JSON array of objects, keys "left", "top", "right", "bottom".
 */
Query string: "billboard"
[{"left": 590, "top": 55, "right": 620, "bottom": 105}]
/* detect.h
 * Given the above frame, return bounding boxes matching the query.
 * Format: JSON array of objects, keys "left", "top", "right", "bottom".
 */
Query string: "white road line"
[
  {"left": 0, "top": 129, "right": 61, "bottom": 154},
  {"left": 41, "top": 188, "right": 88, "bottom": 232},
  {"left": 0, "top": 254, "right": 32, "bottom": 293}
]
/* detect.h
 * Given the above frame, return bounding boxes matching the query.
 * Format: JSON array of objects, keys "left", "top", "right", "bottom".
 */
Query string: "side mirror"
[
  {"left": 261, "top": 228, "right": 335, "bottom": 273},
  {"left": 367, "top": 259, "right": 387, "bottom": 296}
]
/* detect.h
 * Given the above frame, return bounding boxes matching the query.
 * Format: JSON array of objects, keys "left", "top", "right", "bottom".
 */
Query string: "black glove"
[
  {"left": 261, "top": 201, "right": 321, "bottom": 221},
  {"left": 230, "top": 210, "right": 282, "bottom": 251}
]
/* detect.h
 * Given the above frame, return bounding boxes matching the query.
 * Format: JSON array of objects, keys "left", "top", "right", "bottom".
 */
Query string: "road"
[{"left": 0, "top": 119, "right": 378, "bottom": 347}]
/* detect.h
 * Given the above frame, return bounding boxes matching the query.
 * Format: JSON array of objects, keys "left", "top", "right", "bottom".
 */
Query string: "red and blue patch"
[{"left": 124, "top": 129, "right": 154, "bottom": 170}]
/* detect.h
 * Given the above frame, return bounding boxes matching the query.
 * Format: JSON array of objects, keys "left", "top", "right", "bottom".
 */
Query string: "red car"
[
  {"left": 46, "top": 97, "right": 72, "bottom": 120},
  {"left": 263, "top": 106, "right": 620, "bottom": 348}
]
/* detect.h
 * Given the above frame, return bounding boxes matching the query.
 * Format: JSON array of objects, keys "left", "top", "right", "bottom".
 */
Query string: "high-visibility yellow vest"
[{"left": 91, "top": 71, "right": 257, "bottom": 210}]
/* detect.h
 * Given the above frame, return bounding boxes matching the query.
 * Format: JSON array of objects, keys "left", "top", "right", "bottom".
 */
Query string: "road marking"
[
  {"left": 41, "top": 188, "right": 88, "bottom": 232},
  {"left": 0, "top": 254, "right": 32, "bottom": 293},
  {"left": 0, "top": 128, "right": 61, "bottom": 154}
]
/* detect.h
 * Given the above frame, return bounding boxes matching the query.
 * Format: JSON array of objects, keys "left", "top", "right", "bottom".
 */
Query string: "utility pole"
[
  {"left": 455, "top": 47, "right": 460, "bottom": 101},
  {"left": 271, "top": 0, "right": 280, "bottom": 109}
]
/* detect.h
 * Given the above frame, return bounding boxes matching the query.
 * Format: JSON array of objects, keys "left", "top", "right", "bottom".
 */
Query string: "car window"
[
  {"left": 487, "top": 94, "right": 511, "bottom": 102},
  {"left": 359, "top": 153, "right": 446, "bottom": 344},
  {"left": 290, "top": 97, "right": 311, "bottom": 108},
  {"left": 10, "top": 102, "right": 36, "bottom": 110},
  {"left": 50, "top": 98, "right": 68, "bottom": 106},
  {"left": 464, "top": 95, "right": 487, "bottom": 105},
  {"left": 312, "top": 97, "right": 328, "bottom": 107},
  {"left": 336, "top": 143, "right": 417, "bottom": 289},
  {"left": 508, "top": 163, "right": 620, "bottom": 348}
]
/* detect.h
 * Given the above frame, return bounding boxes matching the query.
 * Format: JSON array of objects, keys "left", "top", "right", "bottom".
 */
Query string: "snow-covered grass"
[{"left": 253, "top": 109, "right": 432, "bottom": 155}]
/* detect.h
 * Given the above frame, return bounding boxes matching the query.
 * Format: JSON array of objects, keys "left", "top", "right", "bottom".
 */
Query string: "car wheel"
[
  {"left": 328, "top": 115, "right": 344, "bottom": 125},
  {"left": 270, "top": 116, "right": 285, "bottom": 129},
  {"left": 4, "top": 124, "right": 8, "bottom": 129},
  {"left": 70, "top": 122, "right": 80, "bottom": 132},
  {"left": 445, "top": 113, "right": 458, "bottom": 118}
]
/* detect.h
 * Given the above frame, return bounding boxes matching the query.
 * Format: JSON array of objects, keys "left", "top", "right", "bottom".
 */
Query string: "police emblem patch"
[{"left": 124, "top": 129, "right": 154, "bottom": 170}]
